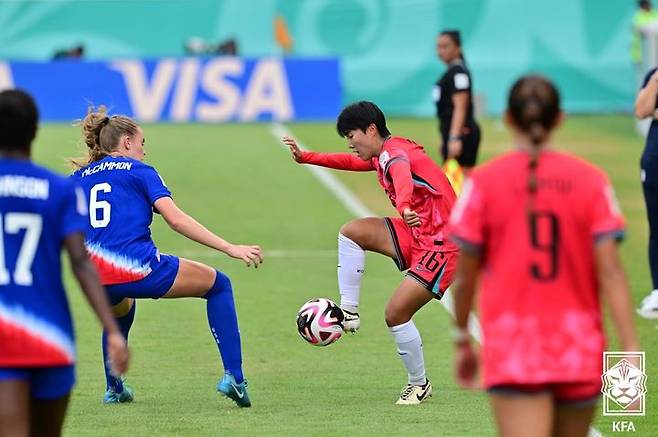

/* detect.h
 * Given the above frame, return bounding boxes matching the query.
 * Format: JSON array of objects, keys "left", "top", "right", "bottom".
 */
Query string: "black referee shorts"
[{"left": 441, "top": 123, "right": 481, "bottom": 168}]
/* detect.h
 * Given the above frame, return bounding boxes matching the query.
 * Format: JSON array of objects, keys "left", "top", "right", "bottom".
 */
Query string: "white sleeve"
[{"left": 454, "top": 73, "right": 470, "bottom": 90}]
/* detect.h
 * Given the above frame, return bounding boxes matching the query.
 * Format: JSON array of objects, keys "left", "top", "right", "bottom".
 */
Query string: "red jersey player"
[
  {"left": 283, "top": 101, "right": 458, "bottom": 405},
  {"left": 448, "top": 76, "right": 639, "bottom": 436}
]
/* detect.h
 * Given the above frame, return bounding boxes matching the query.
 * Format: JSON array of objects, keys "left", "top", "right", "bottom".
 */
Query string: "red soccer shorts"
[
  {"left": 487, "top": 380, "right": 602, "bottom": 407},
  {"left": 384, "top": 217, "right": 458, "bottom": 299}
]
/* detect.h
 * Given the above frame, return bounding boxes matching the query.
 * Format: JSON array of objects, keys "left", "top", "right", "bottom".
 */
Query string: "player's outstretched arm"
[
  {"left": 154, "top": 197, "right": 263, "bottom": 268},
  {"left": 595, "top": 238, "right": 640, "bottom": 352},
  {"left": 281, "top": 136, "right": 374, "bottom": 171},
  {"left": 64, "top": 233, "right": 129, "bottom": 375},
  {"left": 282, "top": 136, "right": 305, "bottom": 162}
]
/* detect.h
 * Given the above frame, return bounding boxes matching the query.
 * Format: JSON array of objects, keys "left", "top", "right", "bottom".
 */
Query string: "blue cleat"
[
  {"left": 103, "top": 383, "right": 134, "bottom": 404},
  {"left": 217, "top": 373, "right": 251, "bottom": 408}
]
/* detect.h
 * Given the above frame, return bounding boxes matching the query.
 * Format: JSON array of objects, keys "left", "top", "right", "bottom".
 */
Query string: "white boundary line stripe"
[
  {"left": 271, "top": 123, "right": 373, "bottom": 218},
  {"left": 270, "top": 122, "right": 482, "bottom": 341},
  {"left": 588, "top": 427, "right": 604, "bottom": 437},
  {"left": 271, "top": 122, "right": 602, "bottom": 436}
]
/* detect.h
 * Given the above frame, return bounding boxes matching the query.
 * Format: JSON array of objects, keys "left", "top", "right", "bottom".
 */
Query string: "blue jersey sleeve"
[
  {"left": 137, "top": 165, "right": 172, "bottom": 205},
  {"left": 60, "top": 181, "right": 88, "bottom": 239}
]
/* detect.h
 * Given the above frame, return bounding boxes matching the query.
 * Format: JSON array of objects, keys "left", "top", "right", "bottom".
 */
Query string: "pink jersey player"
[
  {"left": 448, "top": 75, "right": 639, "bottom": 437},
  {"left": 300, "top": 136, "right": 458, "bottom": 289},
  {"left": 284, "top": 101, "right": 458, "bottom": 405}
]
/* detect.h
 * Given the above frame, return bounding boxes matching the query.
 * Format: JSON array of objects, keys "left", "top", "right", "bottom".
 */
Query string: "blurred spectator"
[
  {"left": 184, "top": 37, "right": 238, "bottom": 56},
  {"left": 274, "top": 15, "right": 293, "bottom": 54},
  {"left": 52, "top": 44, "right": 84, "bottom": 60},
  {"left": 632, "top": 1, "right": 658, "bottom": 79}
]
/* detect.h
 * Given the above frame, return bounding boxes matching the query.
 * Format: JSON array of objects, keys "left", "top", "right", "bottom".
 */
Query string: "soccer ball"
[{"left": 296, "top": 298, "right": 344, "bottom": 346}]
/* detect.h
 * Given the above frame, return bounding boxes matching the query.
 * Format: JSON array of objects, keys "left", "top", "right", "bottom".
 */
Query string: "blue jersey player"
[
  {"left": 0, "top": 90, "right": 129, "bottom": 436},
  {"left": 71, "top": 107, "right": 262, "bottom": 407}
]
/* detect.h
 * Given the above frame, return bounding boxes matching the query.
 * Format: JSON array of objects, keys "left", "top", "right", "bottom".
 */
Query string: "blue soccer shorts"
[
  {"left": 106, "top": 254, "right": 180, "bottom": 305},
  {"left": 0, "top": 365, "right": 75, "bottom": 400}
]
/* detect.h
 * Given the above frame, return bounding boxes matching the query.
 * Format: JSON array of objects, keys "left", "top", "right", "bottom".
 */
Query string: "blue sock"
[
  {"left": 204, "top": 271, "right": 244, "bottom": 384},
  {"left": 102, "top": 300, "right": 135, "bottom": 392}
]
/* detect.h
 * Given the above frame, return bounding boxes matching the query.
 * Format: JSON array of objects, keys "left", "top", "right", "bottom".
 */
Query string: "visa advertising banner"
[{"left": 0, "top": 58, "right": 341, "bottom": 122}]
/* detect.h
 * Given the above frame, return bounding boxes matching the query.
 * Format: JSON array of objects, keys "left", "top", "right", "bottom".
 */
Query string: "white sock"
[
  {"left": 337, "top": 233, "right": 365, "bottom": 313},
  {"left": 390, "top": 320, "right": 426, "bottom": 386}
]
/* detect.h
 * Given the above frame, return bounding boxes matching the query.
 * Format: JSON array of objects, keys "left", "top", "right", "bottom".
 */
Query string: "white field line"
[
  {"left": 588, "top": 427, "right": 604, "bottom": 437},
  {"left": 271, "top": 122, "right": 603, "bottom": 436},
  {"left": 270, "top": 123, "right": 373, "bottom": 218}
]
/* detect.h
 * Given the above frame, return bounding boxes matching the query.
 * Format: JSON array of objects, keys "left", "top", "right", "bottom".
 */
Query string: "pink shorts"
[
  {"left": 487, "top": 380, "right": 602, "bottom": 407},
  {"left": 384, "top": 217, "right": 457, "bottom": 298}
]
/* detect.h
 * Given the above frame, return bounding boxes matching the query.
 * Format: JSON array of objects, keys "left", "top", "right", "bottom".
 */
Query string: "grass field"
[{"left": 31, "top": 116, "right": 656, "bottom": 436}]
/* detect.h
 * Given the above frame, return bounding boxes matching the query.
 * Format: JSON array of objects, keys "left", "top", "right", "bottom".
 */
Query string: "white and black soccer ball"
[{"left": 296, "top": 298, "right": 344, "bottom": 346}]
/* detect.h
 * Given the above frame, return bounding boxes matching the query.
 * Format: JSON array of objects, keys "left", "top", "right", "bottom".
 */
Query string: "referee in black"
[{"left": 433, "top": 30, "right": 481, "bottom": 171}]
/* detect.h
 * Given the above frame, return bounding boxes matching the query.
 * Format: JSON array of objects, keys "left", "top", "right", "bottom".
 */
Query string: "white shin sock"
[
  {"left": 390, "top": 320, "right": 426, "bottom": 386},
  {"left": 337, "top": 233, "right": 365, "bottom": 313}
]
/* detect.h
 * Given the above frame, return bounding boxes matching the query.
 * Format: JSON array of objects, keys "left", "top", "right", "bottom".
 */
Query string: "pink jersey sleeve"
[
  {"left": 589, "top": 175, "right": 625, "bottom": 241},
  {"left": 387, "top": 158, "right": 413, "bottom": 214},
  {"left": 299, "top": 151, "right": 374, "bottom": 171},
  {"left": 448, "top": 177, "right": 485, "bottom": 252}
]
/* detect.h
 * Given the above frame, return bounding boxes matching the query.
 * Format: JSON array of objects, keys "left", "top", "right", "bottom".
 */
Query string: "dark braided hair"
[{"left": 507, "top": 75, "right": 561, "bottom": 205}]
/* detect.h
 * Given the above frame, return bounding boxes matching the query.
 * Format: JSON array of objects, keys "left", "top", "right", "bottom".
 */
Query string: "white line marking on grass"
[
  {"left": 271, "top": 123, "right": 372, "bottom": 218},
  {"left": 588, "top": 427, "right": 604, "bottom": 437},
  {"left": 438, "top": 288, "right": 482, "bottom": 342},
  {"left": 271, "top": 122, "right": 601, "bottom": 436}
]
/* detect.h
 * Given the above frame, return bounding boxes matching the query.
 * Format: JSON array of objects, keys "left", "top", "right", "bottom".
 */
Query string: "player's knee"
[
  {"left": 204, "top": 270, "right": 233, "bottom": 299},
  {"left": 339, "top": 220, "right": 367, "bottom": 247},
  {"left": 384, "top": 302, "right": 410, "bottom": 327},
  {"left": 339, "top": 221, "right": 358, "bottom": 241}
]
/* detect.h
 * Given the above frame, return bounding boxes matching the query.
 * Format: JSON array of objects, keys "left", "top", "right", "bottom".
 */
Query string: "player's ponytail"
[
  {"left": 73, "top": 106, "right": 139, "bottom": 168},
  {"left": 81, "top": 106, "right": 110, "bottom": 163},
  {"left": 507, "top": 75, "right": 561, "bottom": 205}
]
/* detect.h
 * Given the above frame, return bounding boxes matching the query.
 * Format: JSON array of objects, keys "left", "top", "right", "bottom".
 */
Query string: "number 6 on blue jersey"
[{"left": 90, "top": 182, "right": 112, "bottom": 228}]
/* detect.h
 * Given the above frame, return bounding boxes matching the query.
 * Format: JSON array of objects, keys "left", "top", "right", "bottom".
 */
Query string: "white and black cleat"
[
  {"left": 341, "top": 309, "right": 361, "bottom": 333},
  {"left": 396, "top": 379, "right": 432, "bottom": 405}
]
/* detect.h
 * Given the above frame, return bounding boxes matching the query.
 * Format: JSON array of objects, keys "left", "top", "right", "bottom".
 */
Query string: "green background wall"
[{"left": 0, "top": 0, "right": 639, "bottom": 116}]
